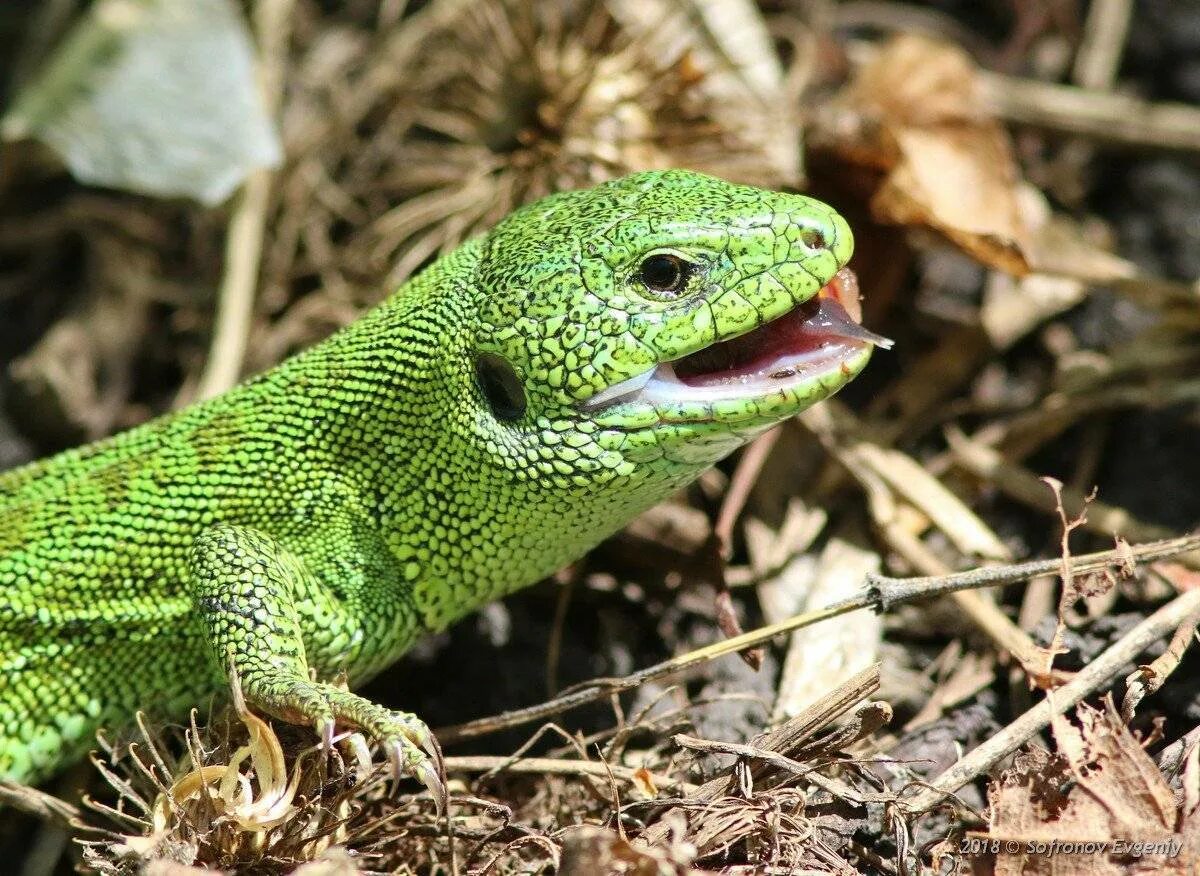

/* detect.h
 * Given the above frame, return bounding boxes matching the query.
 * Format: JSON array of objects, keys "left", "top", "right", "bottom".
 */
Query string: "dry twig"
[
  {"left": 901, "top": 586, "right": 1200, "bottom": 816},
  {"left": 980, "top": 71, "right": 1200, "bottom": 154},
  {"left": 191, "top": 0, "right": 295, "bottom": 402},
  {"left": 440, "top": 534, "right": 1200, "bottom": 743}
]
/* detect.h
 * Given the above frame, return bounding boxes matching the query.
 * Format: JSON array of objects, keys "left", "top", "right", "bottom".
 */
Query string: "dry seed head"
[{"left": 262, "top": 0, "right": 798, "bottom": 333}]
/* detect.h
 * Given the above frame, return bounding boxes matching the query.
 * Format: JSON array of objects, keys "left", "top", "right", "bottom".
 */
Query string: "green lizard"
[{"left": 0, "top": 170, "right": 886, "bottom": 799}]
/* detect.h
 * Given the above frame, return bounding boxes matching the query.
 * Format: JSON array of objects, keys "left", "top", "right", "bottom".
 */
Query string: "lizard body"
[{"left": 0, "top": 170, "right": 879, "bottom": 787}]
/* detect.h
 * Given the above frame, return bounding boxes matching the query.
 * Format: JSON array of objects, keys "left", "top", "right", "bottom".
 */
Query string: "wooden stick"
[{"left": 902, "top": 587, "right": 1200, "bottom": 814}]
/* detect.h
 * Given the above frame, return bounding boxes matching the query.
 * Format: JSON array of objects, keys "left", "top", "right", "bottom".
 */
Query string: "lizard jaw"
[{"left": 583, "top": 268, "right": 891, "bottom": 412}]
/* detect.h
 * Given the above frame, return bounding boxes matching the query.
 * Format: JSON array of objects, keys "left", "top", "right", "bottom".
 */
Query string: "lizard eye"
[
  {"left": 637, "top": 253, "right": 693, "bottom": 298},
  {"left": 475, "top": 352, "right": 527, "bottom": 422}
]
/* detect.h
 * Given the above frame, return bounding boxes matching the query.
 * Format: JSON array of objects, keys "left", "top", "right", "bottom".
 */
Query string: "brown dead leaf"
[
  {"left": 875, "top": 126, "right": 1029, "bottom": 274},
  {"left": 846, "top": 31, "right": 987, "bottom": 126},
  {"left": 816, "top": 35, "right": 1140, "bottom": 349},
  {"left": 824, "top": 35, "right": 1032, "bottom": 274},
  {"left": 982, "top": 271, "right": 1083, "bottom": 351},
  {"left": 1020, "top": 188, "right": 1136, "bottom": 283},
  {"left": 981, "top": 185, "right": 1137, "bottom": 349},
  {"left": 1052, "top": 701, "right": 1175, "bottom": 836},
  {"left": 633, "top": 766, "right": 658, "bottom": 798},
  {"left": 1182, "top": 739, "right": 1200, "bottom": 834},
  {"left": 984, "top": 697, "right": 1189, "bottom": 875}
]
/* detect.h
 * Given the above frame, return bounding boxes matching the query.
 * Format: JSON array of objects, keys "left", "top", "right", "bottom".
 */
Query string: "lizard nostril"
[{"left": 800, "top": 227, "right": 827, "bottom": 250}]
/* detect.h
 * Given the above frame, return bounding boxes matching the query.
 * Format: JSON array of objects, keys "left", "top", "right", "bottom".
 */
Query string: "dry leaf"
[
  {"left": 875, "top": 126, "right": 1030, "bottom": 274},
  {"left": 985, "top": 698, "right": 1189, "bottom": 874},
  {"left": 819, "top": 34, "right": 1141, "bottom": 345},
  {"left": 820, "top": 34, "right": 1032, "bottom": 274},
  {"left": 981, "top": 184, "right": 1137, "bottom": 348},
  {"left": 769, "top": 538, "right": 881, "bottom": 721},
  {"left": 561, "top": 824, "right": 695, "bottom": 875}
]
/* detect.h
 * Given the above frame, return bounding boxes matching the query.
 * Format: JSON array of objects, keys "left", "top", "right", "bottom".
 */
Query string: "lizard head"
[{"left": 469, "top": 169, "right": 889, "bottom": 480}]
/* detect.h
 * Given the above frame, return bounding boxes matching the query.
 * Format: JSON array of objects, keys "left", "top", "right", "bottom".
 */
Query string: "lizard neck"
[{"left": 263, "top": 241, "right": 700, "bottom": 634}]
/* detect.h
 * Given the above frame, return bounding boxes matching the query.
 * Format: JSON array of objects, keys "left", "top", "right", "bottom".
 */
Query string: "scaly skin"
[{"left": 0, "top": 170, "right": 870, "bottom": 787}]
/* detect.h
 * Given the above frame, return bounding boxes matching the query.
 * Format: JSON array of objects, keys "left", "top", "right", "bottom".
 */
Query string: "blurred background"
[{"left": 2, "top": 1, "right": 1200, "bottom": 873}]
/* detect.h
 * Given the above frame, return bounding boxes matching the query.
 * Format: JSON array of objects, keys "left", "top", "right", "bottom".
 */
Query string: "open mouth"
[{"left": 584, "top": 268, "right": 892, "bottom": 410}]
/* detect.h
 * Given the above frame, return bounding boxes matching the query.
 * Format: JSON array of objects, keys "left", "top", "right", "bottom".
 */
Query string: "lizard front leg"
[{"left": 187, "top": 522, "right": 445, "bottom": 806}]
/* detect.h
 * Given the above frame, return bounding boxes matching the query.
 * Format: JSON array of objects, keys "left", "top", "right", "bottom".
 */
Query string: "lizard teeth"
[
  {"left": 579, "top": 367, "right": 656, "bottom": 410},
  {"left": 639, "top": 343, "right": 865, "bottom": 404}
]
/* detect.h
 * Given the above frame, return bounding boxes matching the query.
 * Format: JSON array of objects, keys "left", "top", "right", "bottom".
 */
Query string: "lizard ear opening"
[{"left": 475, "top": 352, "right": 527, "bottom": 422}]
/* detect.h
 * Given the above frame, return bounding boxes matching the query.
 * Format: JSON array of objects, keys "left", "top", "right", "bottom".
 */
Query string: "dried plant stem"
[
  {"left": 946, "top": 426, "right": 1182, "bottom": 546},
  {"left": 711, "top": 427, "right": 782, "bottom": 667},
  {"left": 672, "top": 729, "right": 892, "bottom": 805},
  {"left": 980, "top": 71, "right": 1200, "bottom": 154},
  {"left": 193, "top": 172, "right": 273, "bottom": 402},
  {"left": 1072, "top": 0, "right": 1133, "bottom": 89},
  {"left": 803, "top": 402, "right": 1055, "bottom": 678},
  {"left": 192, "top": 0, "right": 294, "bottom": 402},
  {"left": 440, "top": 756, "right": 685, "bottom": 790},
  {"left": 882, "top": 522, "right": 1069, "bottom": 684},
  {"left": 1121, "top": 596, "right": 1200, "bottom": 720},
  {"left": 1043, "top": 0, "right": 1133, "bottom": 201},
  {"left": 639, "top": 664, "right": 881, "bottom": 847},
  {"left": 438, "top": 600, "right": 859, "bottom": 744},
  {"left": 1158, "top": 723, "right": 1200, "bottom": 776},
  {"left": 438, "top": 534, "right": 1200, "bottom": 744},
  {"left": 862, "top": 534, "right": 1200, "bottom": 606},
  {"left": 714, "top": 427, "right": 781, "bottom": 557},
  {"left": 0, "top": 781, "right": 78, "bottom": 825},
  {"left": 977, "top": 376, "right": 1200, "bottom": 463},
  {"left": 902, "top": 586, "right": 1200, "bottom": 815}
]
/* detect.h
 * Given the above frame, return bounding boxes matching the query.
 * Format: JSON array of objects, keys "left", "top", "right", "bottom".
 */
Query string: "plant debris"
[
  {"left": 983, "top": 697, "right": 1197, "bottom": 874},
  {"left": 2, "top": 1, "right": 1200, "bottom": 874},
  {"left": 76, "top": 667, "right": 891, "bottom": 874},
  {"left": 2, "top": 0, "right": 280, "bottom": 204}
]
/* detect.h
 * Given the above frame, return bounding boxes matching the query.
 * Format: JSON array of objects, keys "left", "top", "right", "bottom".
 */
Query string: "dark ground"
[{"left": 1, "top": 1, "right": 1199, "bottom": 873}]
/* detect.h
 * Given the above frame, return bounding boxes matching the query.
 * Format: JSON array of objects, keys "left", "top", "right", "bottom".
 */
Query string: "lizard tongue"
[
  {"left": 672, "top": 268, "right": 892, "bottom": 388},
  {"left": 579, "top": 267, "right": 891, "bottom": 411}
]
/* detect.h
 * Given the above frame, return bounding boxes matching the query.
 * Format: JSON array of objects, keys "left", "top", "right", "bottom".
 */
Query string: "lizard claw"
[
  {"left": 317, "top": 717, "right": 336, "bottom": 755},
  {"left": 413, "top": 723, "right": 440, "bottom": 762},
  {"left": 386, "top": 739, "right": 406, "bottom": 792},
  {"left": 344, "top": 732, "right": 373, "bottom": 781},
  {"left": 415, "top": 758, "right": 448, "bottom": 816},
  {"left": 383, "top": 736, "right": 447, "bottom": 815}
]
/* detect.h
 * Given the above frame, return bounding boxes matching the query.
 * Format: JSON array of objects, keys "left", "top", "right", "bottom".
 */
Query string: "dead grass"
[
  {"left": 75, "top": 668, "right": 890, "bottom": 874},
  {"left": 3, "top": 1, "right": 1200, "bottom": 873}
]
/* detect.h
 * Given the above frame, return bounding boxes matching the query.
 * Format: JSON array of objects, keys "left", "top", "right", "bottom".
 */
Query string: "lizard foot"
[
  {"left": 330, "top": 704, "right": 445, "bottom": 811},
  {"left": 250, "top": 679, "right": 446, "bottom": 811}
]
